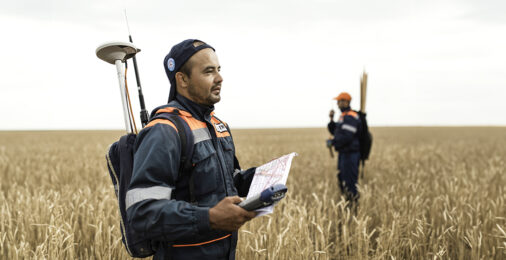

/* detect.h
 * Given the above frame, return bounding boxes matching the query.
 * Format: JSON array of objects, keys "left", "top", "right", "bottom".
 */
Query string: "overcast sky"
[{"left": 0, "top": 0, "right": 505, "bottom": 130}]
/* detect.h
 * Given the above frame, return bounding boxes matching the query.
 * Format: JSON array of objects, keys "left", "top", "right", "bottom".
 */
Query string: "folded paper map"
[{"left": 246, "top": 152, "right": 297, "bottom": 216}]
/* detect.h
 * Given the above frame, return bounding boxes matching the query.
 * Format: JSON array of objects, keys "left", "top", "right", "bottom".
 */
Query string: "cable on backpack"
[{"left": 124, "top": 63, "right": 138, "bottom": 134}]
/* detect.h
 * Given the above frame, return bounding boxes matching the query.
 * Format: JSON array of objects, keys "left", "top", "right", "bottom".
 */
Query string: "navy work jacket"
[
  {"left": 328, "top": 108, "right": 361, "bottom": 153},
  {"left": 127, "top": 95, "right": 256, "bottom": 259}
]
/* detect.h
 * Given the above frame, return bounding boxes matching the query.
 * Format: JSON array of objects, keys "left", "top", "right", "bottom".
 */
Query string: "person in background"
[{"left": 327, "top": 92, "right": 362, "bottom": 205}]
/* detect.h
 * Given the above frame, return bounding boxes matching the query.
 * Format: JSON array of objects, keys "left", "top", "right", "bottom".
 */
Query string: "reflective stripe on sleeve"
[
  {"left": 125, "top": 186, "right": 173, "bottom": 210},
  {"left": 342, "top": 124, "right": 357, "bottom": 133},
  {"left": 192, "top": 128, "right": 211, "bottom": 144}
]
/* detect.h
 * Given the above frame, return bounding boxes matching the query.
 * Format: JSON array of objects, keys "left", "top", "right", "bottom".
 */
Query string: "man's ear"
[{"left": 175, "top": 72, "right": 189, "bottom": 89}]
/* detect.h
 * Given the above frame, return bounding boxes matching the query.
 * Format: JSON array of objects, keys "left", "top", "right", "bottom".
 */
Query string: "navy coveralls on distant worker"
[
  {"left": 327, "top": 92, "right": 362, "bottom": 203},
  {"left": 127, "top": 39, "right": 258, "bottom": 260}
]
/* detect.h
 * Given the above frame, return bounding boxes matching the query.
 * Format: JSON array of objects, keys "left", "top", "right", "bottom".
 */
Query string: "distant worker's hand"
[
  {"left": 209, "top": 196, "right": 257, "bottom": 232},
  {"left": 326, "top": 139, "right": 333, "bottom": 148},
  {"left": 329, "top": 109, "right": 335, "bottom": 120}
]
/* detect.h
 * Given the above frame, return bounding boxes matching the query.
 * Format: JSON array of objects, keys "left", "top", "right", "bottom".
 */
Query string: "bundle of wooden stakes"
[{"left": 360, "top": 71, "right": 368, "bottom": 113}]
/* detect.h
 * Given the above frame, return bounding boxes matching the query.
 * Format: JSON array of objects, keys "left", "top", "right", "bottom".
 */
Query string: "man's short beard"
[{"left": 188, "top": 84, "right": 220, "bottom": 106}]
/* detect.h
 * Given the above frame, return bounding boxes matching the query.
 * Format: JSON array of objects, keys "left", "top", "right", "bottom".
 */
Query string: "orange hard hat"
[{"left": 333, "top": 92, "right": 352, "bottom": 101}]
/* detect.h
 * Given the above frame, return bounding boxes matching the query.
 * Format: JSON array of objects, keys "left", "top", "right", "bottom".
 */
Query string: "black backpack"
[
  {"left": 105, "top": 111, "right": 194, "bottom": 257},
  {"left": 356, "top": 111, "right": 373, "bottom": 162}
]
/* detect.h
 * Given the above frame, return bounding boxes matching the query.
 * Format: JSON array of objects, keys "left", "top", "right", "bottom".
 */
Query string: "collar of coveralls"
[
  {"left": 174, "top": 94, "right": 215, "bottom": 122},
  {"left": 339, "top": 106, "right": 351, "bottom": 113}
]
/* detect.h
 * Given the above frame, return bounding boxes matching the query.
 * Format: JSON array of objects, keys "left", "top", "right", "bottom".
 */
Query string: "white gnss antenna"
[{"left": 96, "top": 41, "right": 140, "bottom": 133}]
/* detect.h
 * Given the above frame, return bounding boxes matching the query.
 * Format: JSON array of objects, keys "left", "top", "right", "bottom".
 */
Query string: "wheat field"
[{"left": 1, "top": 127, "right": 505, "bottom": 259}]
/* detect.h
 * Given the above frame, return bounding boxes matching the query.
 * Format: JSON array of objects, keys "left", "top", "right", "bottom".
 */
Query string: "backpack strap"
[{"left": 149, "top": 110, "right": 197, "bottom": 205}]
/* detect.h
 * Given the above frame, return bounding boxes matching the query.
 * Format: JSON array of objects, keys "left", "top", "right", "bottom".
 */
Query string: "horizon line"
[{"left": 1, "top": 125, "right": 505, "bottom": 132}]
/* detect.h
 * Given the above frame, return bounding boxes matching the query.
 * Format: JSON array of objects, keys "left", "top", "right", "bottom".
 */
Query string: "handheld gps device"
[{"left": 238, "top": 184, "right": 288, "bottom": 211}]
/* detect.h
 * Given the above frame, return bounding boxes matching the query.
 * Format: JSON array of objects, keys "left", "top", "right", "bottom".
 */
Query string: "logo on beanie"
[{"left": 167, "top": 58, "right": 175, "bottom": 71}]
